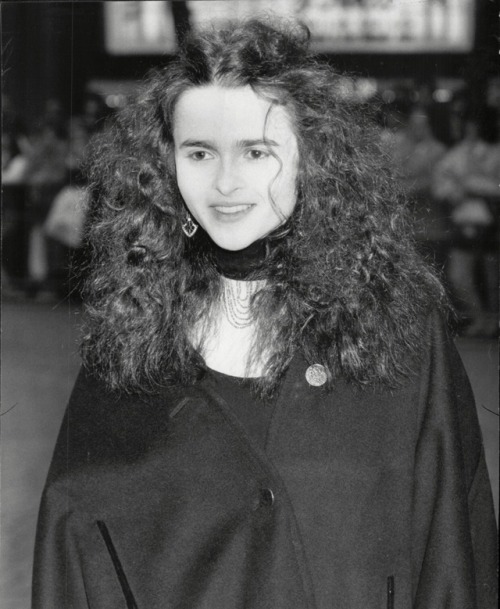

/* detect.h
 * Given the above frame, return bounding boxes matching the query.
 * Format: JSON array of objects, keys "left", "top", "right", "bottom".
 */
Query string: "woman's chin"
[{"left": 208, "top": 233, "right": 257, "bottom": 252}]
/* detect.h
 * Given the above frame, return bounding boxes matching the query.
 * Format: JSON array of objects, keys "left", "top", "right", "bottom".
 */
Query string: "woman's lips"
[
  {"left": 210, "top": 204, "right": 255, "bottom": 221},
  {"left": 212, "top": 204, "right": 253, "bottom": 214}
]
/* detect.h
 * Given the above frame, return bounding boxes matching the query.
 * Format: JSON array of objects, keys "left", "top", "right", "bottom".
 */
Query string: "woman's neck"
[
  {"left": 186, "top": 231, "right": 276, "bottom": 377},
  {"left": 190, "top": 275, "right": 267, "bottom": 378}
]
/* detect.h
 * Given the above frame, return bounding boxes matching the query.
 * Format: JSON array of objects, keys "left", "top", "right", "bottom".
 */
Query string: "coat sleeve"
[
  {"left": 31, "top": 368, "right": 92, "bottom": 609},
  {"left": 32, "top": 484, "right": 90, "bottom": 609},
  {"left": 31, "top": 368, "right": 123, "bottom": 609},
  {"left": 411, "top": 312, "right": 498, "bottom": 609}
]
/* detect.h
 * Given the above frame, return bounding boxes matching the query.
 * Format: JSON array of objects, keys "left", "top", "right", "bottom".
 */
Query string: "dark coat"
[{"left": 32, "top": 312, "right": 497, "bottom": 609}]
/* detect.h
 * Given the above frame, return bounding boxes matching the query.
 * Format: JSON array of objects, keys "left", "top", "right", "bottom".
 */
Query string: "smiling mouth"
[{"left": 212, "top": 204, "right": 254, "bottom": 215}]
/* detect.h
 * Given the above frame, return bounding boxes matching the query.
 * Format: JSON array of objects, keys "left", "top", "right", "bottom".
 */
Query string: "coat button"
[
  {"left": 305, "top": 364, "right": 327, "bottom": 387},
  {"left": 259, "top": 488, "right": 275, "bottom": 508}
]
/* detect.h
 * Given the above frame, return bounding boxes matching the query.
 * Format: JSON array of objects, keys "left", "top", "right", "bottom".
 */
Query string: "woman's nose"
[{"left": 214, "top": 159, "right": 242, "bottom": 196}]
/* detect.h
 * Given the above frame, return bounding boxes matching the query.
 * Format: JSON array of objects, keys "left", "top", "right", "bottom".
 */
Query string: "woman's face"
[{"left": 173, "top": 85, "right": 299, "bottom": 251}]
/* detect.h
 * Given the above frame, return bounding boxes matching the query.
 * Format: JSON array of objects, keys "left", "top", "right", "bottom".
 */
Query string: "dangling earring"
[{"left": 182, "top": 214, "right": 198, "bottom": 238}]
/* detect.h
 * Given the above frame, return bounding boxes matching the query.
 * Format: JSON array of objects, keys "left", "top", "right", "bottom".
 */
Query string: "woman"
[{"left": 33, "top": 19, "right": 497, "bottom": 609}]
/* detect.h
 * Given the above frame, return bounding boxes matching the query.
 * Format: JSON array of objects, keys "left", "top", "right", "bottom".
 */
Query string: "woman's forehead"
[{"left": 173, "top": 85, "right": 295, "bottom": 143}]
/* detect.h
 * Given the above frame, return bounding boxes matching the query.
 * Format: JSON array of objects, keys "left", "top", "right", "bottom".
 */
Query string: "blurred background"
[{"left": 1, "top": 1, "right": 498, "bottom": 607}]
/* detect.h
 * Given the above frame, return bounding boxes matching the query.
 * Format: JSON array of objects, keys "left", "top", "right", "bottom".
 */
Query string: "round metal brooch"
[{"left": 305, "top": 364, "right": 328, "bottom": 387}]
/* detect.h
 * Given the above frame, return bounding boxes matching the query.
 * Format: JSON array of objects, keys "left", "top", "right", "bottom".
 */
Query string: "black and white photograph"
[{"left": 1, "top": 1, "right": 498, "bottom": 608}]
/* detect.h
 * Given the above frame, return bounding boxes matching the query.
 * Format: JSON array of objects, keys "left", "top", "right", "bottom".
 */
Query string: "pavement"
[{"left": 1, "top": 301, "right": 498, "bottom": 609}]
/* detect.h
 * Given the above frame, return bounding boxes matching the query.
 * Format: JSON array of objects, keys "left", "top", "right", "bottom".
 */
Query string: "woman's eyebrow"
[
  {"left": 179, "top": 138, "right": 280, "bottom": 150},
  {"left": 179, "top": 139, "right": 217, "bottom": 150},
  {"left": 238, "top": 138, "right": 279, "bottom": 148}
]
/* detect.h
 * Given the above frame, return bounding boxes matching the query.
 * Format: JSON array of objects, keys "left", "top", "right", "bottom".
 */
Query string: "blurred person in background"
[
  {"left": 27, "top": 93, "right": 111, "bottom": 301},
  {"left": 433, "top": 113, "right": 499, "bottom": 337},
  {"left": 24, "top": 100, "right": 69, "bottom": 298},
  {"left": 385, "top": 105, "right": 448, "bottom": 269},
  {"left": 33, "top": 18, "right": 497, "bottom": 609},
  {"left": 2, "top": 113, "right": 30, "bottom": 293},
  {"left": 42, "top": 116, "right": 92, "bottom": 300}
]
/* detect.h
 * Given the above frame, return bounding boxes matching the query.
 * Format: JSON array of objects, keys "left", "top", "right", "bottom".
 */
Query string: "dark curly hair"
[{"left": 82, "top": 18, "right": 446, "bottom": 396}]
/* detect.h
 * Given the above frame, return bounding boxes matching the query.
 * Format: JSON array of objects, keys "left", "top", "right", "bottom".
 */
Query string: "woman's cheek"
[{"left": 176, "top": 163, "right": 196, "bottom": 205}]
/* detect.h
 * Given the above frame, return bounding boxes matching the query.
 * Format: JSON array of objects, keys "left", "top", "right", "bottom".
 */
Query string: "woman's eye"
[
  {"left": 246, "top": 149, "right": 269, "bottom": 160},
  {"left": 189, "top": 150, "right": 211, "bottom": 161}
]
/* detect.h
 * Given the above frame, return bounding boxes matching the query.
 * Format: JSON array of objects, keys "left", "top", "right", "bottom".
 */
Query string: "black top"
[{"left": 206, "top": 369, "right": 276, "bottom": 449}]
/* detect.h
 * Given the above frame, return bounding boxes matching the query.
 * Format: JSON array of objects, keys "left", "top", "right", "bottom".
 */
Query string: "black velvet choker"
[
  {"left": 211, "top": 237, "right": 269, "bottom": 281},
  {"left": 185, "top": 218, "right": 296, "bottom": 280},
  {"left": 185, "top": 227, "right": 269, "bottom": 280}
]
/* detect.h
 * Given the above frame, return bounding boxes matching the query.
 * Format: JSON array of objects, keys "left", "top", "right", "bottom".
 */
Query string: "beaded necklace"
[{"left": 222, "top": 278, "right": 262, "bottom": 329}]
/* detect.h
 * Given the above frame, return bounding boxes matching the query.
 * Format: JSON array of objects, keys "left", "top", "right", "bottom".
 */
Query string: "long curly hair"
[{"left": 82, "top": 18, "right": 446, "bottom": 396}]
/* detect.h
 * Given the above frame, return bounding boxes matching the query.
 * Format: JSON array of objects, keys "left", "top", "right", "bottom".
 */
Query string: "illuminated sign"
[{"left": 105, "top": 0, "right": 475, "bottom": 55}]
